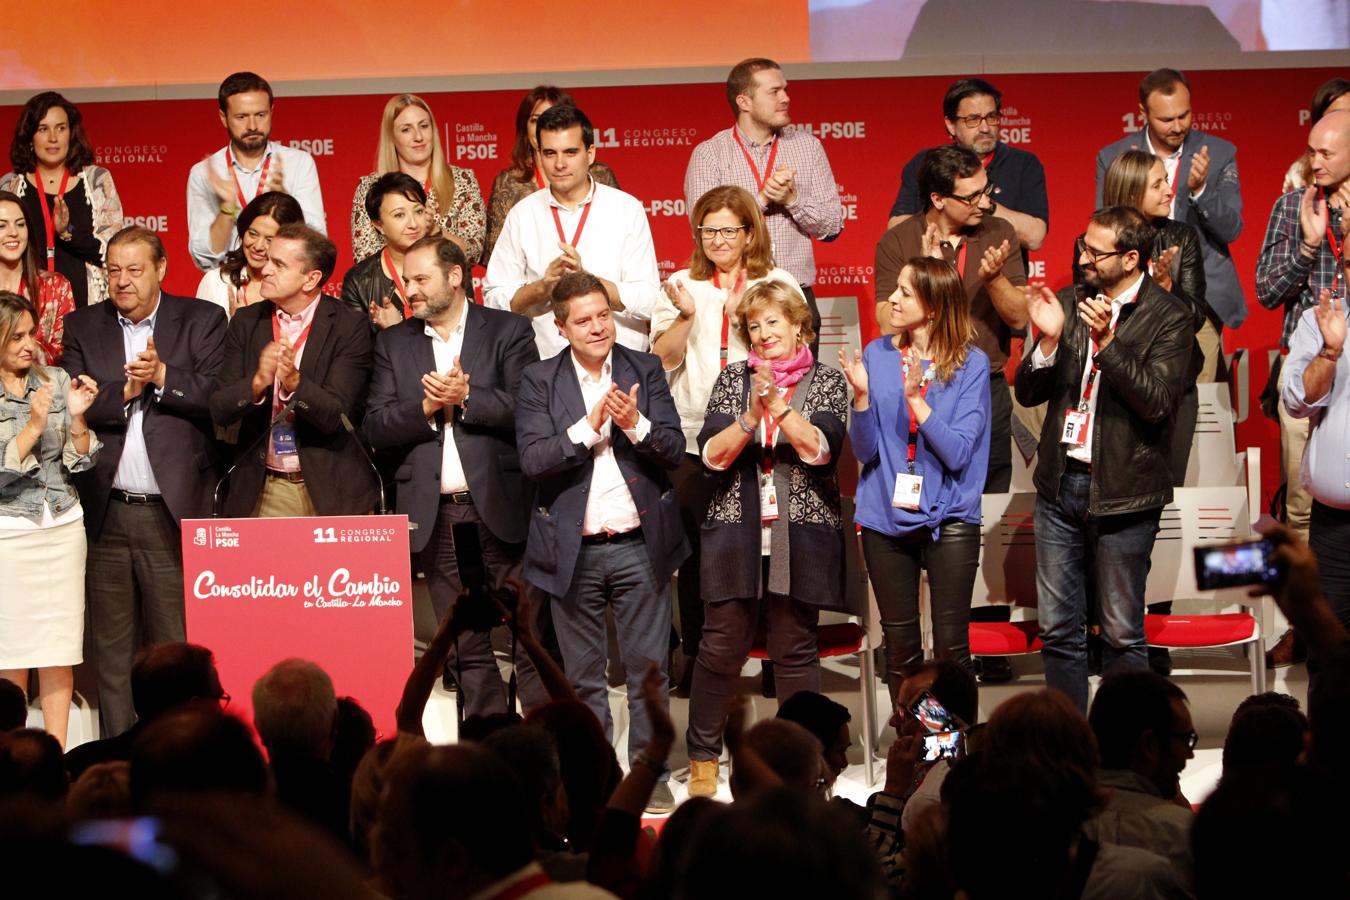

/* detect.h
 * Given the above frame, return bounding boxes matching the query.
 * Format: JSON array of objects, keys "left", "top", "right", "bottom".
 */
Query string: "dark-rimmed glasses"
[
  {"left": 1075, "top": 237, "right": 1126, "bottom": 263},
  {"left": 951, "top": 111, "right": 1002, "bottom": 128},
  {"left": 698, "top": 225, "right": 749, "bottom": 242},
  {"left": 947, "top": 183, "right": 997, "bottom": 205}
]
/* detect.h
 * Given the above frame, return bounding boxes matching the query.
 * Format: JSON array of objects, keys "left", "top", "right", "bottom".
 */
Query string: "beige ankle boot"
[{"left": 688, "top": 758, "right": 719, "bottom": 798}]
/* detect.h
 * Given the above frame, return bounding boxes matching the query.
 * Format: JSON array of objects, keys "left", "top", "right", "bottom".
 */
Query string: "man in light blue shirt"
[{"left": 1283, "top": 280, "right": 1350, "bottom": 640}]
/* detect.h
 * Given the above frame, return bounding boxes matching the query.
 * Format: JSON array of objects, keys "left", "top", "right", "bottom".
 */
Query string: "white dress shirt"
[
  {"left": 564, "top": 352, "right": 650, "bottom": 536},
  {"left": 1032, "top": 273, "right": 1145, "bottom": 464},
  {"left": 112, "top": 298, "right": 163, "bottom": 495},
  {"left": 483, "top": 179, "right": 660, "bottom": 359},
  {"left": 186, "top": 141, "right": 327, "bottom": 271},
  {"left": 1145, "top": 132, "right": 1203, "bottom": 218},
  {"left": 426, "top": 302, "right": 471, "bottom": 494}
]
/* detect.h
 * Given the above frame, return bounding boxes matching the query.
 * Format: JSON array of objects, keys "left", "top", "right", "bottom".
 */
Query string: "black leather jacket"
[
  {"left": 339, "top": 253, "right": 408, "bottom": 334},
  {"left": 1015, "top": 276, "right": 1194, "bottom": 516},
  {"left": 1073, "top": 219, "right": 1207, "bottom": 333}
]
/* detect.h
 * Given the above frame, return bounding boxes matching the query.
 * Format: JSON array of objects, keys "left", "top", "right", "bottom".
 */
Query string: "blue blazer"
[
  {"left": 1096, "top": 128, "right": 1246, "bottom": 330},
  {"left": 516, "top": 343, "right": 689, "bottom": 598},
  {"left": 365, "top": 303, "right": 539, "bottom": 553}
]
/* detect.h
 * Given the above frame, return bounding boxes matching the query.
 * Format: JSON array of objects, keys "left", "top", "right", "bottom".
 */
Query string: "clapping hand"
[
  {"left": 1078, "top": 294, "right": 1114, "bottom": 349},
  {"left": 67, "top": 374, "right": 98, "bottom": 418},
  {"left": 749, "top": 363, "right": 775, "bottom": 422},
  {"left": 370, "top": 295, "right": 402, "bottom": 330},
  {"left": 920, "top": 223, "right": 945, "bottom": 260},
  {"left": 1151, "top": 245, "right": 1179, "bottom": 292},
  {"left": 277, "top": 337, "right": 300, "bottom": 393},
  {"left": 664, "top": 277, "right": 696, "bottom": 319},
  {"left": 1026, "top": 283, "right": 1064, "bottom": 349},
  {"left": 205, "top": 157, "right": 236, "bottom": 208},
  {"left": 263, "top": 154, "right": 286, "bottom": 194},
  {"left": 1313, "top": 288, "right": 1347, "bottom": 355},
  {"left": 978, "top": 239, "right": 1011, "bottom": 282},
  {"left": 604, "top": 383, "right": 640, "bottom": 430},
  {"left": 1187, "top": 144, "right": 1210, "bottom": 194},
  {"left": 837, "top": 348, "right": 868, "bottom": 400},
  {"left": 902, "top": 346, "right": 924, "bottom": 400},
  {"left": 125, "top": 335, "right": 166, "bottom": 389},
  {"left": 724, "top": 269, "right": 747, "bottom": 321},
  {"left": 26, "top": 383, "right": 53, "bottom": 433},
  {"left": 53, "top": 195, "right": 70, "bottom": 236},
  {"left": 1299, "top": 186, "right": 1329, "bottom": 250},
  {"left": 762, "top": 166, "right": 797, "bottom": 205}
]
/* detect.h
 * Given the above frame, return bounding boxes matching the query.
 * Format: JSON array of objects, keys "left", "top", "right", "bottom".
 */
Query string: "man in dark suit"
[
  {"left": 209, "top": 223, "right": 379, "bottom": 517},
  {"left": 62, "top": 226, "right": 227, "bottom": 738},
  {"left": 516, "top": 270, "right": 689, "bottom": 812},
  {"left": 365, "top": 236, "right": 546, "bottom": 717},
  {"left": 1095, "top": 67, "right": 1244, "bottom": 381}
]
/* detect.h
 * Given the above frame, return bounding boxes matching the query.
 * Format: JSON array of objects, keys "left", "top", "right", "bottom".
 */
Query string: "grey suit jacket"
[{"left": 1096, "top": 128, "right": 1246, "bottom": 330}]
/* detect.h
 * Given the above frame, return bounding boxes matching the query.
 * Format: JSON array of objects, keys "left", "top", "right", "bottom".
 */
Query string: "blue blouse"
[{"left": 849, "top": 336, "right": 991, "bottom": 536}]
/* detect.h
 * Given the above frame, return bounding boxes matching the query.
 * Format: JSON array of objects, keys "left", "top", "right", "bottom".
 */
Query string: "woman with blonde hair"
[
  {"left": 350, "top": 94, "right": 485, "bottom": 264},
  {"left": 651, "top": 185, "right": 805, "bottom": 686},
  {"left": 684, "top": 280, "right": 849, "bottom": 798},
  {"left": 840, "top": 256, "right": 990, "bottom": 703},
  {"left": 0, "top": 291, "right": 99, "bottom": 747}
]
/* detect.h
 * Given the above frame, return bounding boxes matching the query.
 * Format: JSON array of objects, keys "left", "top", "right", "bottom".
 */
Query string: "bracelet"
[
  {"left": 736, "top": 413, "right": 755, "bottom": 435},
  {"left": 1300, "top": 240, "right": 1321, "bottom": 256},
  {"left": 219, "top": 202, "right": 240, "bottom": 218},
  {"left": 1319, "top": 346, "right": 1343, "bottom": 362},
  {"left": 632, "top": 751, "right": 665, "bottom": 773}
]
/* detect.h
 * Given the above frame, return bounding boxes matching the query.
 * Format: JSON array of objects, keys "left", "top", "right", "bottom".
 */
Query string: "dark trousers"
[
  {"left": 552, "top": 535, "right": 671, "bottom": 771},
  {"left": 686, "top": 562, "right": 821, "bottom": 761},
  {"left": 986, "top": 370, "right": 1012, "bottom": 493},
  {"left": 860, "top": 523, "right": 979, "bottom": 707},
  {"left": 1309, "top": 500, "right": 1350, "bottom": 707},
  {"left": 672, "top": 454, "right": 719, "bottom": 661},
  {"left": 86, "top": 496, "right": 186, "bottom": 738},
  {"left": 419, "top": 499, "right": 548, "bottom": 719},
  {"left": 1035, "top": 465, "right": 1160, "bottom": 712}
]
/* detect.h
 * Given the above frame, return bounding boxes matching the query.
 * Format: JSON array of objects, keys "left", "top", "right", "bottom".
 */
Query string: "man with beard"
[
  {"left": 365, "top": 235, "right": 547, "bottom": 717},
  {"left": 1016, "top": 206, "right": 1192, "bottom": 712},
  {"left": 186, "top": 71, "right": 327, "bottom": 271}
]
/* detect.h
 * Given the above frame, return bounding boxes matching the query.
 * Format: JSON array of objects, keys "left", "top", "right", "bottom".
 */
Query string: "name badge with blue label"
[{"left": 271, "top": 422, "right": 298, "bottom": 458}]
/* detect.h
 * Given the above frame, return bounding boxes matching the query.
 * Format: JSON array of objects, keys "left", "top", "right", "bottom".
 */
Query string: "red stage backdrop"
[
  {"left": 181, "top": 516, "right": 413, "bottom": 738},
  {"left": 3, "top": 66, "right": 1339, "bottom": 502}
]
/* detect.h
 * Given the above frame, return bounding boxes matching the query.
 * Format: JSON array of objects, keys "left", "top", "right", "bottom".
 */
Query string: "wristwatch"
[{"left": 1319, "top": 346, "right": 1343, "bottom": 362}]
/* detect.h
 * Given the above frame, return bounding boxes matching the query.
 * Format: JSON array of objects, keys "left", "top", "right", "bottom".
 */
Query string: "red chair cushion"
[
  {"left": 970, "top": 621, "right": 1043, "bottom": 656},
  {"left": 748, "top": 623, "right": 864, "bottom": 660},
  {"left": 1145, "top": 613, "right": 1257, "bottom": 648}
]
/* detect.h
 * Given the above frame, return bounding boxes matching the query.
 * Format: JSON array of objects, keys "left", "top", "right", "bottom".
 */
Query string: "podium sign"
[{"left": 182, "top": 516, "right": 414, "bottom": 738}]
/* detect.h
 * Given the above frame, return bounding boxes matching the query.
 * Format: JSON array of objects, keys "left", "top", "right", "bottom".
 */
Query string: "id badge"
[
  {"left": 271, "top": 422, "right": 298, "bottom": 457},
  {"left": 892, "top": 472, "right": 924, "bottom": 510},
  {"left": 760, "top": 471, "right": 779, "bottom": 522},
  {"left": 1060, "top": 409, "right": 1090, "bottom": 446}
]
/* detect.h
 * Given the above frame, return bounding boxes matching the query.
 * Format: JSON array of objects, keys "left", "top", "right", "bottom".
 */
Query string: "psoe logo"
[
  {"left": 787, "top": 121, "right": 867, "bottom": 140},
  {"left": 998, "top": 106, "right": 1033, "bottom": 145},
  {"left": 210, "top": 525, "right": 240, "bottom": 549},
  {"left": 288, "top": 138, "right": 335, "bottom": 156},
  {"left": 835, "top": 186, "right": 859, "bottom": 221},
  {"left": 646, "top": 198, "right": 688, "bottom": 218},
  {"left": 193, "top": 527, "right": 207, "bottom": 547},
  {"left": 125, "top": 215, "right": 168, "bottom": 231}
]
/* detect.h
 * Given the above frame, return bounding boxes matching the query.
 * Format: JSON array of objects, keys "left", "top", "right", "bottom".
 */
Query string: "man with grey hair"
[{"left": 251, "top": 658, "right": 346, "bottom": 840}]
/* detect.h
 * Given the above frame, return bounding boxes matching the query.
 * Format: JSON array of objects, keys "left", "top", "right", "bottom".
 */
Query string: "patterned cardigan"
[{"left": 697, "top": 360, "right": 849, "bottom": 608}]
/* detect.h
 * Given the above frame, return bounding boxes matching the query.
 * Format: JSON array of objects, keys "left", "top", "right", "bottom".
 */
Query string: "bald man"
[{"left": 1256, "top": 109, "right": 1350, "bottom": 549}]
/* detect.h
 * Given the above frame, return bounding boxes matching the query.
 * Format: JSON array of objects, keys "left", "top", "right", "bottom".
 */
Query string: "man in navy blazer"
[
  {"left": 1096, "top": 67, "right": 1244, "bottom": 382},
  {"left": 62, "top": 226, "right": 227, "bottom": 737},
  {"left": 365, "top": 236, "right": 547, "bottom": 717},
  {"left": 209, "top": 224, "right": 379, "bottom": 518},
  {"left": 516, "top": 270, "right": 688, "bottom": 808}
]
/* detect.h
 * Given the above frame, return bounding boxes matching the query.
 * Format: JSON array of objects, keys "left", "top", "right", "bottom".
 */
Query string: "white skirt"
[{"left": 0, "top": 514, "right": 86, "bottom": 668}]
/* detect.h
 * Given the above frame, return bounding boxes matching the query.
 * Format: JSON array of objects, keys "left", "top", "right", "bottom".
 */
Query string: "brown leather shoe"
[
  {"left": 1265, "top": 628, "right": 1307, "bottom": 668},
  {"left": 688, "top": 759, "right": 719, "bottom": 798}
]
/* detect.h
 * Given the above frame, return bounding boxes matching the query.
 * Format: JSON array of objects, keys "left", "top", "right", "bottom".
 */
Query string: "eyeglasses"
[
  {"left": 1170, "top": 729, "right": 1199, "bottom": 750},
  {"left": 951, "top": 111, "right": 1002, "bottom": 128},
  {"left": 1075, "top": 237, "right": 1126, "bottom": 263},
  {"left": 698, "top": 225, "right": 749, "bottom": 242},
  {"left": 947, "top": 183, "right": 997, "bottom": 205}
]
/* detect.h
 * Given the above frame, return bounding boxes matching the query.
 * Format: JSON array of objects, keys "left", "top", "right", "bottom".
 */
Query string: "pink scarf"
[{"left": 747, "top": 343, "right": 814, "bottom": 388}]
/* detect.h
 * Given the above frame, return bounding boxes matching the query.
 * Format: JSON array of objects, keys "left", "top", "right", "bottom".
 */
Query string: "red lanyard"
[
  {"left": 955, "top": 240, "right": 968, "bottom": 280},
  {"left": 33, "top": 169, "right": 71, "bottom": 270},
  {"left": 551, "top": 200, "right": 592, "bottom": 247},
  {"left": 382, "top": 248, "right": 413, "bottom": 319},
  {"left": 760, "top": 384, "right": 797, "bottom": 470},
  {"left": 484, "top": 872, "right": 553, "bottom": 900},
  {"left": 272, "top": 308, "right": 315, "bottom": 355},
  {"left": 225, "top": 147, "right": 271, "bottom": 210},
  {"left": 713, "top": 270, "right": 741, "bottom": 367},
  {"left": 1323, "top": 188, "right": 1344, "bottom": 297},
  {"left": 980, "top": 149, "right": 995, "bottom": 169},
  {"left": 906, "top": 365, "right": 932, "bottom": 465},
  {"left": 732, "top": 130, "right": 779, "bottom": 194},
  {"left": 533, "top": 166, "right": 546, "bottom": 190}
]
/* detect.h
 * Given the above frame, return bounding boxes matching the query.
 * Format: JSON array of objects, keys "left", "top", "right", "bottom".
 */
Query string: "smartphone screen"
[
  {"left": 1193, "top": 538, "right": 1279, "bottom": 590},
  {"left": 909, "top": 691, "right": 957, "bottom": 733},
  {"left": 922, "top": 730, "right": 963, "bottom": 762},
  {"left": 69, "top": 817, "right": 178, "bottom": 874}
]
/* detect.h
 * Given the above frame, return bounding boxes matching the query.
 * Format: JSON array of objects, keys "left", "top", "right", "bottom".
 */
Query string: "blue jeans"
[
  {"left": 552, "top": 535, "right": 671, "bottom": 775},
  {"left": 1035, "top": 465, "right": 1160, "bottom": 712}
]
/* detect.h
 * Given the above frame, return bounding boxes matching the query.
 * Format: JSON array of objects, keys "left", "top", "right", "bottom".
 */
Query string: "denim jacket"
[{"left": 0, "top": 367, "right": 100, "bottom": 522}]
